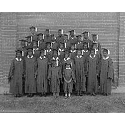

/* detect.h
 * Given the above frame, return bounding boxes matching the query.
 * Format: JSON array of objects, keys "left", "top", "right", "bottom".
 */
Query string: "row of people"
[{"left": 8, "top": 45, "right": 114, "bottom": 98}]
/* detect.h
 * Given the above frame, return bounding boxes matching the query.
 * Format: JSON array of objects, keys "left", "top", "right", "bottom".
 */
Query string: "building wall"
[{"left": 0, "top": 12, "right": 121, "bottom": 85}]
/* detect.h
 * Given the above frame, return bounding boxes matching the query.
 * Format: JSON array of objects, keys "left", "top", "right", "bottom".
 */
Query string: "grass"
[{"left": 0, "top": 93, "right": 125, "bottom": 113}]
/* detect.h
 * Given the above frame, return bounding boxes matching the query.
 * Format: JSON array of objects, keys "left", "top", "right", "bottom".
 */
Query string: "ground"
[{"left": 0, "top": 93, "right": 125, "bottom": 113}]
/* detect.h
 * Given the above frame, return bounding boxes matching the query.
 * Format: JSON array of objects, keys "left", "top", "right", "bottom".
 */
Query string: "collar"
[
  {"left": 71, "top": 50, "right": 76, "bottom": 53},
  {"left": 40, "top": 56, "right": 46, "bottom": 59},
  {"left": 93, "top": 41, "right": 98, "bottom": 43},
  {"left": 90, "top": 54, "right": 96, "bottom": 59},
  {"left": 82, "top": 50, "right": 88, "bottom": 53},
  {"left": 103, "top": 56, "right": 109, "bottom": 60},
  {"left": 59, "top": 48, "right": 64, "bottom": 52},
  {"left": 46, "top": 49, "right": 51, "bottom": 52},
  {"left": 15, "top": 58, "right": 22, "bottom": 61},
  {"left": 33, "top": 48, "right": 39, "bottom": 50},
  {"left": 27, "top": 55, "right": 33, "bottom": 59},
  {"left": 77, "top": 55, "right": 82, "bottom": 58},
  {"left": 53, "top": 57, "right": 59, "bottom": 60},
  {"left": 66, "top": 67, "right": 71, "bottom": 69},
  {"left": 64, "top": 57, "right": 70, "bottom": 61}
]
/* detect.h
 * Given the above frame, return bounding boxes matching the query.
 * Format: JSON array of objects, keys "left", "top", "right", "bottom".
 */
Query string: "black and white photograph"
[{"left": 0, "top": 2, "right": 125, "bottom": 124}]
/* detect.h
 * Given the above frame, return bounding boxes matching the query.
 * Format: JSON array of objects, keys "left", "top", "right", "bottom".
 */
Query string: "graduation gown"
[
  {"left": 36, "top": 56, "right": 48, "bottom": 93},
  {"left": 48, "top": 66, "right": 61, "bottom": 93},
  {"left": 25, "top": 56, "right": 37, "bottom": 93},
  {"left": 70, "top": 50, "right": 77, "bottom": 61},
  {"left": 33, "top": 48, "right": 40, "bottom": 59},
  {"left": 76, "top": 42, "right": 83, "bottom": 50},
  {"left": 87, "top": 55, "right": 99, "bottom": 94},
  {"left": 51, "top": 41, "right": 59, "bottom": 50},
  {"left": 8, "top": 58, "right": 24, "bottom": 95},
  {"left": 56, "top": 35, "right": 64, "bottom": 44},
  {"left": 69, "top": 36, "right": 77, "bottom": 45},
  {"left": 74, "top": 56, "right": 86, "bottom": 92},
  {"left": 58, "top": 48, "right": 65, "bottom": 62},
  {"left": 31, "top": 34, "right": 38, "bottom": 42},
  {"left": 100, "top": 57, "right": 114, "bottom": 95},
  {"left": 44, "top": 35, "right": 51, "bottom": 44},
  {"left": 39, "top": 39, "right": 46, "bottom": 50},
  {"left": 45, "top": 49, "right": 53, "bottom": 64}
]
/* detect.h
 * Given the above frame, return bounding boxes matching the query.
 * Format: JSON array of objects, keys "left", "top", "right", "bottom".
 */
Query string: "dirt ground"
[{"left": 0, "top": 93, "right": 125, "bottom": 113}]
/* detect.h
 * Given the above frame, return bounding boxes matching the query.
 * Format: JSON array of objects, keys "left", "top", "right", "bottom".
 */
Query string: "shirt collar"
[
  {"left": 77, "top": 55, "right": 82, "bottom": 58},
  {"left": 27, "top": 55, "right": 33, "bottom": 58},
  {"left": 46, "top": 49, "right": 51, "bottom": 52},
  {"left": 66, "top": 67, "right": 71, "bottom": 69},
  {"left": 71, "top": 50, "right": 76, "bottom": 53},
  {"left": 15, "top": 58, "right": 22, "bottom": 61},
  {"left": 53, "top": 57, "right": 59, "bottom": 60},
  {"left": 82, "top": 50, "right": 88, "bottom": 53},
  {"left": 59, "top": 48, "right": 64, "bottom": 51},
  {"left": 40, "top": 56, "right": 46, "bottom": 59},
  {"left": 90, "top": 54, "right": 96, "bottom": 59},
  {"left": 103, "top": 56, "right": 109, "bottom": 60},
  {"left": 64, "top": 57, "right": 70, "bottom": 61}
]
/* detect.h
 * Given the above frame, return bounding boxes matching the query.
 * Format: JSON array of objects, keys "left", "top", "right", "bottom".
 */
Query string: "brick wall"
[
  {"left": 119, "top": 12, "right": 125, "bottom": 86},
  {"left": 0, "top": 12, "right": 120, "bottom": 85}
]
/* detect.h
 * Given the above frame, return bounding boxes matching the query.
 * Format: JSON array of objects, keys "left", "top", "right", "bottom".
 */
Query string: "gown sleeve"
[
  {"left": 8, "top": 59, "right": 15, "bottom": 82},
  {"left": 108, "top": 58, "right": 114, "bottom": 80}
]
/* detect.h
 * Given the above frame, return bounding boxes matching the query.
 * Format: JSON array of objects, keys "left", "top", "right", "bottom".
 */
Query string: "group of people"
[{"left": 8, "top": 26, "right": 114, "bottom": 98}]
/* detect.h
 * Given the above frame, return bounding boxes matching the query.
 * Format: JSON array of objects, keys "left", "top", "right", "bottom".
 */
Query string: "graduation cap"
[
  {"left": 64, "top": 34, "right": 68, "bottom": 36},
  {"left": 26, "top": 46, "right": 33, "bottom": 51},
  {"left": 30, "top": 26, "right": 36, "bottom": 30},
  {"left": 102, "top": 48, "right": 110, "bottom": 54},
  {"left": 92, "top": 34, "right": 97, "bottom": 37},
  {"left": 76, "top": 35, "right": 82, "bottom": 38},
  {"left": 25, "top": 36, "right": 31, "bottom": 39},
  {"left": 82, "top": 31, "right": 89, "bottom": 34},
  {"left": 58, "top": 29, "right": 63, "bottom": 31},
  {"left": 19, "top": 39, "right": 27, "bottom": 42},
  {"left": 69, "top": 30, "right": 75, "bottom": 32},
  {"left": 45, "top": 29, "right": 50, "bottom": 32},
  {"left": 15, "top": 48, "right": 22, "bottom": 53}
]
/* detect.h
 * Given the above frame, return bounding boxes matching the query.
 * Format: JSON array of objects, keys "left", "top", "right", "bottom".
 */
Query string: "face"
[
  {"left": 70, "top": 31, "right": 74, "bottom": 37},
  {"left": 77, "top": 51, "right": 81, "bottom": 56},
  {"left": 30, "top": 28, "right": 35, "bottom": 34},
  {"left": 65, "top": 53, "right": 69, "bottom": 58},
  {"left": 51, "top": 35, "right": 55, "bottom": 41},
  {"left": 16, "top": 52, "right": 21, "bottom": 58},
  {"left": 38, "top": 35, "right": 43, "bottom": 40},
  {"left": 33, "top": 43, "right": 37, "bottom": 48},
  {"left": 58, "top": 30, "right": 62, "bottom": 36},
  {"left": 78, "top": 36, "right": 82, "bottom": 41},
  {"left": 84, "top": 33, "right": 88, "bottom": 39},
  {"left": 40, "top": 52, "right": 44, "bottom": 57},
  {"left": 45, "top": 30, "right": 50, "bottom": 36},
  {"left": 60, "top": 44, "right": 64, "bottom": 49},
  {"left": 28, "top": 51, "right": 33, "bottom": 56},
  {"left": 103, "top": 51, "right": 108, "bottom": 57},
  {"left": 47, "top": 44, "right": 51, "bottom": 49},
  {"left": 66, "top": 64, "right": 70, "bottom": 69},
  {"left": 92, "top": 36, "right": 97, "bottom": 41},
  {"left": 21, "top": 41, "right": 25, "bottom": 47},
  {"left": 83, "top": 44, "right": 88, "bottom": 50},
  {"left": 91, "top": 50, "right": 95, "bottom": 56},
  {"left": 71, "top": 45, "right": 75, "bottom": 50},
  {"left": 64, "top": 35, "right": 68, "bottom": 40}
]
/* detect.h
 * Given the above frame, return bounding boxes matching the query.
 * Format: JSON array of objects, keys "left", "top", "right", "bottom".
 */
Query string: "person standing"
[{"left": 8, "top": 49, "right": 24, "bottom": 97}]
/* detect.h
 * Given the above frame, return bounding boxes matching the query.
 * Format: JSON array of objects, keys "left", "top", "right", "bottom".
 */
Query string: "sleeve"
[
  {"left": 48, "top": 68, "right": 51, "bottom": 79},
  {"left": 8, "top": 59, "right": 15, "bottom": 81},
  {"left": 85, "top": 57, "right": 89, "bottom": 76},
  {"left": 72, "top": 70, "right": 76, "bottom": 82},
  {"left": 108, "top": 58, "right": 114, "bottom": 80},
  {"left": 96, "top": 56, "right": 100, "bottom": 75},
  {"left": 35, "top": 59, "right": 38, "bottom": 77}
]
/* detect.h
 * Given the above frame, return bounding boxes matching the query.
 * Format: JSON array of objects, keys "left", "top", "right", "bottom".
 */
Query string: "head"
[
  {"left": 83, "top": 32, "right": 89, "bottom": 39},
  {"left": 40, "top": 50, "right": 44, "bottom": 57},
  {"left": 27, "top": 49, "right": 33, "bottom": 56},
  {"left": 38, "top": 34, "right": 43, "bottom": 40},
  {"left": 58, "top": 29, "right": 63, "bottom": 36},
  {"left": 53, "top": 50, "right": 58, "bottom": 57},
  {"left": 65, "top": 52, "right": 69, "bottom": 59},
  {"left": 33, "top": 41, "right": 38, "bottom": 48},
  {"left": 21, "top": 40, "right": 25, "bottom": 48},
  {"left": 103, "top": 49, "right": 108, "bottom": 58},
  {"left": 77, "top": 35, "right": 82, "bottom": 41},
  {"left": 90, "top": 49, "right": 95, "bottom": 56},
  {"left": 83, "top": 43, "right": 88, "bottom": 50},
  {"left": 70, "top": 30, "right": 75, "bottom": 37},
  {"left": 92, "top": 34, "right": 98, "bottom": 41},
  {"left": 60, "top": 43, "right": 64, "bottom": 49},
  {"left": 71, "top": 44, "right": 75, "bottom": 50},
  {"left": 77, "top": 50, "right": 82, "bottom": 56},
  {"left": 47, "top": 43, "right": 51, "bottom": 50},
  {"left": 45, "top": 29, "right": 50, "bottom": 36},
  {"left": 30, "top": 26, "right": 36, "bottom": 35},
  {"left": 93, "top": 43, "right": 98, "bottom": 49},
  {"left": 16, "top": 51, "right": 22, "bottom": 58},
  {"left": 64, "top": 34, "right": 68, "bottom": 40}
]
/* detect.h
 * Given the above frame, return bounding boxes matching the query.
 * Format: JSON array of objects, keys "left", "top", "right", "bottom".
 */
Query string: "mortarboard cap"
[
  {"left": 19, "top": 39, "right": 27, "bottom": 42},
  {"left": 76, "top": 35, "right": 82, "bottom": 37},
  {"left": 82, "top": 31, "right": 89, "bottom": 34},
  {"left": 58, "top": 29, "right": 63, "bottom": 31},
  {"left": 92, "top": 34, "right": 97, "bottom": 37},
  {"left": 25, "top": 36, "right": 31, "bottom": 39},
  {"left": 69, "top": 30, "right": 75, "bottom": 33},
  {"left": 15, "top": 48, "right": 22, "bottom": 53},
  {"left": 30, "top": 26, "right": 36, "bottom": 30},
  {"left": 45, "top": 29, "right": 50, "bottom": 32}
]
